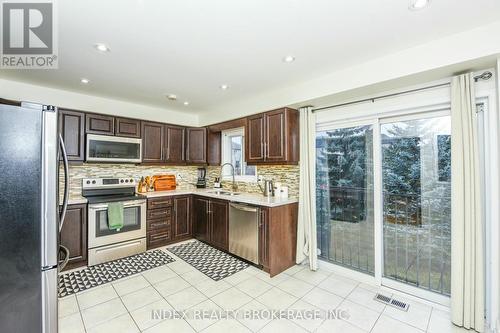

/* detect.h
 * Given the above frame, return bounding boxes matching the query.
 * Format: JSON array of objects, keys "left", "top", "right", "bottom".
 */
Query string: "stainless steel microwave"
[{"left": 86, "top": 134, "right": 142, "bottom": 163}]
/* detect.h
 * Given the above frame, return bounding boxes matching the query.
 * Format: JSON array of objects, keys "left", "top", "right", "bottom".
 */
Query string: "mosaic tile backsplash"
[{"left": 60, "top": 163, "right": 299, "bottom": 201}]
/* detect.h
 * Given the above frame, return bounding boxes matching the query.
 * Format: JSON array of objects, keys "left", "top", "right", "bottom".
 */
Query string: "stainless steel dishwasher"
[{"left": 229, "top": 202, "right": 259, "bottom": 264}]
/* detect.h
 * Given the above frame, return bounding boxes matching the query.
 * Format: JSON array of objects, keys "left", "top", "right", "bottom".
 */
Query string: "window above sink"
[{"left": 221, "top": 127, "right": 257, "bottom": 182}]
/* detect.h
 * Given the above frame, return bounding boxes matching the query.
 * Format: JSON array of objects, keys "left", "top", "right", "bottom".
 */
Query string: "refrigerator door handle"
[
  {"left": 41, "top": 108, "right": 59, "bottom": 269},
  {"left": 59, "top": 134, "right": 69, "bottom": 232}
]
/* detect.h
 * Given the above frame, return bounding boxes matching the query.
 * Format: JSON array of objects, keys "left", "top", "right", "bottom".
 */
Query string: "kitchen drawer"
[
  {"left": 147, "top": 217, "right": 171, "bottom": 231},
  {"left": 147, "top": 229, "right": 171, "bottom": 249},
  {"left": 147, "top": 197, "right": 173, "bottom": 209},
  {"left": 147, "top": 207, "right": 171, "bottom": 220}
]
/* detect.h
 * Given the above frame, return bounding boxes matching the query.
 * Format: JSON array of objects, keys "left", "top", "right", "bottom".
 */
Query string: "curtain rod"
[{"left": 312, "top": 71, "right": 493, "bottom": 113}]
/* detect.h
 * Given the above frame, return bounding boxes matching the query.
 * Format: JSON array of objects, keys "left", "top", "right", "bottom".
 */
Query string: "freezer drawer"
[
  {"left": 88, "top": 238, "right": 146, "bottom": 266},
  {"left": 42, "top": 269, "right": 58, "bottom": 333}
]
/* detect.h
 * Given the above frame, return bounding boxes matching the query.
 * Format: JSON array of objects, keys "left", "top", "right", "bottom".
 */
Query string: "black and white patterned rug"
[
  {"left": 58, "top": 250, "right": 175, "bottom": 297},
  {"left": 167, "top": 241, "right": 249, "bottom": 281}
]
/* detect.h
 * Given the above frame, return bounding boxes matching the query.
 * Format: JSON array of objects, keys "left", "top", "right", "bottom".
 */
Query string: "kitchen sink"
[
  {"left": 221, "top": 192, "right": 241, "bottom": 196},
  {"left": 209, "top": 190, "right": 241, "bottom": 196}
]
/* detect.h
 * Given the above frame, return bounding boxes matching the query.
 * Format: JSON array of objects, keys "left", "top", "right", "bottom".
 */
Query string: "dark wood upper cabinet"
[
  {"left": 165, "top": 125, "right": 185, "bottom": 163},
  {"left": 185, "top": 127, "right": 207, "bottom": 164},
  {"left": 173, "top": 195, "right": 191, "bottom": 240},
  {"left": 60, "top": 203, "right": 87, "bottom": 270},
  {"left": 246, "top": 113, "right": 265, "bottom": 162},
  {"left": 265, "top": 109, "right": 286, "bottom": 161},
  {"left": 142, "top": 121, "right": 164, "bottom": 163},
  {"left": 193, "top": 196, "right": 210, "bottom": 242},
  {"left": 246, "top": 108, "right": 299, "bottom": 165},
  {"left": 115, "top": 117, "right": 141, "bottom": 138},
  {"left": 58, "top": 109, "right": 85, "bottom": 162},
  {"left": 207, "top": 130, "right": 221, "bottom": 166},
  {"left": 209, "top": 199, "right": 229, "bottom": 251},
  {"left": 0, "top": 98, "right": 21, "bottom": 106},
  {"left": 85, "top": 113, "right": 115, "bottom": 135}
]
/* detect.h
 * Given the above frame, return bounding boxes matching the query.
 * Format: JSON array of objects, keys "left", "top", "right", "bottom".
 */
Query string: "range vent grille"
[{"left": 373, "top": 293, "right": 410, "bottom": 312}]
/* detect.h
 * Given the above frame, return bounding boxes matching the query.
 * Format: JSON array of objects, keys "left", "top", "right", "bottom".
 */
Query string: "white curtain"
[
  {"left": 296, "top": 106, "right": 318, "bottom": 270},
  {"left": 450, "top": 73, "right": 485, "bottom": 332}
]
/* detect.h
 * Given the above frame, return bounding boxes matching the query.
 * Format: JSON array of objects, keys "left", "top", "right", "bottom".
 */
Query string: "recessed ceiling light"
[
  {"left": 409, "top": 0, "right": 430, "bottom": 10},
  {"left": 283, "top": 55, "right": 295, "bottom": 63},
  {"left": 166, "top": 94, "right": 177, "bottom": 101},
  {"left": 94, "top": 43, "right": 110, "bottom": 52},
  {"left": 183, "top": 101, "right": 189, "bottom": 106},
  {"left": 80, "top": 78, "right": 90, "bottom": 84},
  {"left": 220, "top": 84, "right": 229, "bottom": 90}
]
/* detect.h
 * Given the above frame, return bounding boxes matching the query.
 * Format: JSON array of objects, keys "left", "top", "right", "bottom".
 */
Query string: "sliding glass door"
[
  {"left": 316, "top": 112, "right": 452, "bottom": 300},
  {"left": 316, "top": 125, "right": 375, "bottom": 275},
  {"left": 381, "top": 115, "right": 451, "bottom": 295}
]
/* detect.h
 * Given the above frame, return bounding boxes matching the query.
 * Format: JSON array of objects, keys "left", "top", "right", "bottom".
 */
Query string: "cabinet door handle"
[
  {"left": 151, "top": 233, "right": 169, "bottom": 241},
  {"left": 151, "top": 200, "right": 171, "bottom": 207},
  {"left": 149, "top": 210, "right": 167, "bottom": 217}
]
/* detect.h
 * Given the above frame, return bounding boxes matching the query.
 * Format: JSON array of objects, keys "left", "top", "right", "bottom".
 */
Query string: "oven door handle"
[{"left": 89, "top": 200, "right": 146, "bottom": 210}]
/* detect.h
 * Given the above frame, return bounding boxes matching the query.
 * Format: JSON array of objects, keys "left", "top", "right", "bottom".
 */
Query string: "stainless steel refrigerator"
[{"left": 0, "top": 103, "right": 69, "bottom": 333}]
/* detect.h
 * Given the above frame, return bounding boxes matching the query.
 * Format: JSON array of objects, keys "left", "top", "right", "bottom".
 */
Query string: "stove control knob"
[
  {"left": 130, "top": 179, "right": 134, "bottom": 183},
  {"left": 125, "top": 179, "right": 129, "bottom": 183},
  {"left": 86, "top": 180, "right": 90, "bottom": 184},
  {"left": 92, "top": 180, "right": 96, "bottom": 184},
  {"left": 120, "top": 179, "right": 124, "bottom": 183}
]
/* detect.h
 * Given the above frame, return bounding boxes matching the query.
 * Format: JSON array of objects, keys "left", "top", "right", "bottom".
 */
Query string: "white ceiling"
[{"left": 2, "top": 0, "right": 500, "bottom": 118}]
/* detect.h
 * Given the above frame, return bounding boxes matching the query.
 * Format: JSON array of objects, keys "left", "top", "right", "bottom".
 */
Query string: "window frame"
[{"left": 221, "top": 127, "right": 257, "bottom": 182}]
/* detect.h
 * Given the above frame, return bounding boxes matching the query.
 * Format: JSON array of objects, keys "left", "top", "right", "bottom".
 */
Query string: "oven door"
[
  {"left": 88, "top": 200, "right": 146, "bottom": 249},
  {"left": 86, "top": 134, "right": 142, "bottom": 163}
]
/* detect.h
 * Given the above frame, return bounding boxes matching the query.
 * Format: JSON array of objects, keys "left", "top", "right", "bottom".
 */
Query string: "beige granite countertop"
[
  {"left": 67, "top": 196, "right": 88, "bottom": 205},
  {"left": 66, "top": 188, "right": 298, "bottom": 207},
  {"left": 141, "top": 188, "right": 298, "bottom": 207}
]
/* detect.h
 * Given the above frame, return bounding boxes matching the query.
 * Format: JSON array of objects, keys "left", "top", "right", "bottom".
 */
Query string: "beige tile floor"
[{"left": 58, "top": 240, "right": 467, "bottom": 333}]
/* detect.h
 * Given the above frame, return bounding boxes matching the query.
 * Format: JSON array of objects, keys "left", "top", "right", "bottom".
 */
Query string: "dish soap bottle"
[{"left": 214, "top": 177, "right": 221, "bottom": 189}]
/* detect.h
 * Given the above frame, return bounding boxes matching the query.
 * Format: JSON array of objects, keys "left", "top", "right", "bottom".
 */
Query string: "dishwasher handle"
[{"left": 229, "top": 202, "right": 259, "bottom": 213}]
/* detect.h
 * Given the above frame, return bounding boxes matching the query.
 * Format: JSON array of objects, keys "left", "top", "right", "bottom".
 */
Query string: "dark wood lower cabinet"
[
  {"left": 209, "top": 199, "right": 229, "bottom": 251},
  {"left": 60, "top": 203, "right": 87, "bottom": 271},
  {"left": 193, "top": 196, "right": 210, "bottom": 242},
  {"left": 147, "top": 229, "right": 171, "bottom": 249},
  {"left": 173, "top": 196, "right": 191, "bottom": 240},
  {"left": 146, "top": 197, "right": 172, "bottom": 249},
  {"left": 147, "top": 195, "right": 193, "bottom": 249},
  {"left": 258, "top": 207, "right": 270, "bottom": 271},
  {"left": 258, "top": 203, "right": 298, "bottom": 277},
  {"left": 193, "top": 196, "right": 228, "bottom": 251},
  {"left": 127, "top": 193, "right": 297, "bottom": 277}
]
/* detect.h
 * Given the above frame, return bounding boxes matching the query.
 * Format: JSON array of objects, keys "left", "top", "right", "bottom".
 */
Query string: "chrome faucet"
[{"left": 219, "top": 162, "right": 238, "bottom": 192}]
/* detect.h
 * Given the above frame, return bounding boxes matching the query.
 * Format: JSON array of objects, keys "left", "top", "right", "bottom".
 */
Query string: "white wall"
[
  {"left": 0, "top": 78, "right": 199, "bottom": 126},
  {"left": 199, "top": 20, "right": 500, "bottom": 125}
]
